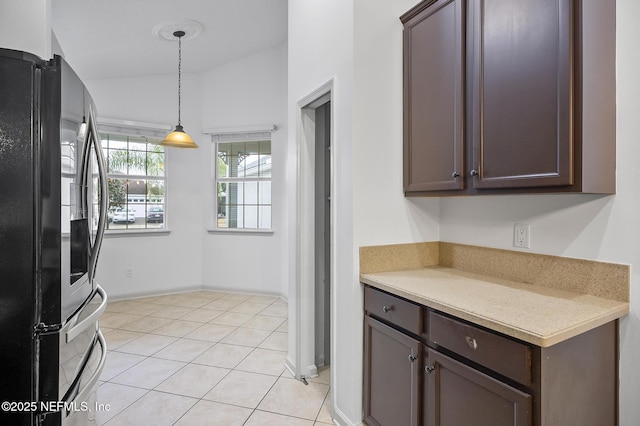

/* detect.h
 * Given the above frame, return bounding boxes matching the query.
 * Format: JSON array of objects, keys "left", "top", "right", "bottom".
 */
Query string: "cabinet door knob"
[
  {"left": 425, "top": 365, "right": 435, "bottom": 374},
  {"left": 470, "top": 169, "right": 479, "bottom": 177},
  {"left": 408, "top": 354, "right": 417, "bottom": 362},
  {"left": 382, "top": 305, "right": 393, "bottom": 313},
  {"left": 452, "top": 171, "right": 460, "bottom": 178}
]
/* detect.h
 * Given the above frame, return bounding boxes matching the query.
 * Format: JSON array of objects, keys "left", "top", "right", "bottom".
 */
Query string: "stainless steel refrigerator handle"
[
  {"left": 87, "top": 105, "right": 108, "bottom": 280},
  {"left": 66, "top": 285, "right": 107, "bottom": 343},
  {"left": 79, "top": 120, "right": 92, "bottom": 219},
  {"left": 64, "top": 330, "right": 107, "bottom": 417}
]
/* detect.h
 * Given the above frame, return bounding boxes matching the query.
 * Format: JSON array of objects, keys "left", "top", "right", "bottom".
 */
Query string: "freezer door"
[
  {"left": 61, "top": 330, "right": 106, "bottom": 426},
  {"left": 58, "top": 285, "right": 107, "bottom": 400},
  {"left": 39, "top": 285, "right": 107, "bottom": 425},
  {"left": 40, "top": 330, "right": 106, "bottom": 426}
]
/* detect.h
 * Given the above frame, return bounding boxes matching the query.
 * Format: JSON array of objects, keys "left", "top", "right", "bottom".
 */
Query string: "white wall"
[
  {"left": 0, "top": 0, "right": 52, "bottom": 59},
  {"left": 200, "top": 44, "right": 288, "bottom": 297},
  {"left": 287, "top": 0, "right": 356, "bottom": 423},
  {"left": 289, "top": 0, "right": 438, "bottom": 424},
  {"left": 86, "top": 73, "right": 206, "bottom": 299},
  {"left": 353, "top": 0, "right": 440, "bottom": 246},
  {"left": 86, "top": 44, "right": 288, "bottom": 300}
]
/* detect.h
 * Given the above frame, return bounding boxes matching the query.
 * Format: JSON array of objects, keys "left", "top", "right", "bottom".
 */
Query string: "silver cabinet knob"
[
  {"left": 408, "top": 354, "right": 417, "bottom": 362},
  {"left": 451, "top": 172, "right": 460, "bottom": 178},
  {"left": 470, "top": 169, "right": 479, "bottom": 177},
  {"left": 382, "top": 305, "right": 393, "bottom": 313},
  {"left": 425, "top": 365, "right": 435, "bottom": 374}
]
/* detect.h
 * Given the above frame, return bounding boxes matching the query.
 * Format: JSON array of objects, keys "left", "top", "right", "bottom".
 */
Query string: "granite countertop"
[{"left": 361, "top": 266, "right": 629, "bottom": 347}]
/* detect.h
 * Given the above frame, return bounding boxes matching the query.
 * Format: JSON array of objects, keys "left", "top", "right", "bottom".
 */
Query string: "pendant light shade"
[
  {"left": 161, "top": 30, "right": 198, "bottom": 148},
  {"left": 161, "top": 124, "right": 196, "bottom": 148}
]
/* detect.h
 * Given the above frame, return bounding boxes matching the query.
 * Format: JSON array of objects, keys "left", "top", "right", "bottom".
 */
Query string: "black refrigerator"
[{"left": 0, "top": 48, "right": 108, "bottom": 425}]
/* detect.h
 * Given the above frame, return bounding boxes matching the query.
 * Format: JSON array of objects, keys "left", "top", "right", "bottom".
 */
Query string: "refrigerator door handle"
[
  {"left": 65, "top": 285, "right": 107, "bottom": 343},
  {"left": 64, "top": 330, "right": 107, "bottom": 415},
  {"left": 86, "top": 105, "right": 108, "bottom": 280}
]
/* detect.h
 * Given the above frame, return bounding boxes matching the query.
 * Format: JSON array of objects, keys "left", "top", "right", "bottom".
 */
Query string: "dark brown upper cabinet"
[
  {"left": 401, "top": 0, "right": 616, "bottom": 196},
  {"left": 403, "top": 0, "right": 465, "bottom": 192}
]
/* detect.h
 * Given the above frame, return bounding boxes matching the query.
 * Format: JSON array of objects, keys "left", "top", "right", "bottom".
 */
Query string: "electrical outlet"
[
  {"left": 514, "top": 223, "right": 530, "bottom": 248},
  {"left": 126, "top": 268, "right": 133, "bottom": 278}
]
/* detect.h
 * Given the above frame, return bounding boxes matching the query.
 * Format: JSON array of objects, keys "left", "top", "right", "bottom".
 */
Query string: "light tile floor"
[{"left": 97, "top": 290, "right": 332, "bottom": 425}]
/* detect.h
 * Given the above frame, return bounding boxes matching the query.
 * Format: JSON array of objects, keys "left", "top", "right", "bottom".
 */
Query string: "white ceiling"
[{"left": 51, "top": 0, "right": 288, "bottom": 81}]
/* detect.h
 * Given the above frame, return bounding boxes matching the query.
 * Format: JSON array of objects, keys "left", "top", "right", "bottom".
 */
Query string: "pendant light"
[
  {"left": 77, "top": 87, "right": 88, "bottom": 142},
  {"left": 160, "top": 30, "right": 198, "bottom": 148}
]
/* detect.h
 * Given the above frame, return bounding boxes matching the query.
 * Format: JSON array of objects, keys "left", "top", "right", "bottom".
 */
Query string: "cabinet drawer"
[
  {"left": 364, "top": 286, "right": 422, "bottom": 335},
  {"left": 428, "top": 310, "right": 531, "bottom": 386}
]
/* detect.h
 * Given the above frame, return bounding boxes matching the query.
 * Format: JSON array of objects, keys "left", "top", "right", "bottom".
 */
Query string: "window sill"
[
  {"left": 104, "top": 229, "right": 171, "bottom": 238},
  {"left": 207, "top": 228, "right": 274, "bottom": 236}
]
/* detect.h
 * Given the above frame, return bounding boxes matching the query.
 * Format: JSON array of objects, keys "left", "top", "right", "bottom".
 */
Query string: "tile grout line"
[{"left": 99, "top": 290, "right": 321, "bottom": 425}]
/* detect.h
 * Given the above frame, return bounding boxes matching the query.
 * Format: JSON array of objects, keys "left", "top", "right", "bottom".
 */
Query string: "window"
[
  {"left": 101, "top": 132, "right": 166, "bottom": 231},
  {"left": 214, "top": 136, "right": 272, "bottom": 230}
]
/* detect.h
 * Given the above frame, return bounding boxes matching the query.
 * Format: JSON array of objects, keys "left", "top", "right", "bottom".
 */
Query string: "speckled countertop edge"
[{"left": 359, "top": 242, "right": 630, "bottom": 347}]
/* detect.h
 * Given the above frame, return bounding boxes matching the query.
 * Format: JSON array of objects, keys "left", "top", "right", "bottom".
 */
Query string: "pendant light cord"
[
  {"left": 177, "top": 33, "right": 182, "bottom": 126},
  {"left": 159, "top": 28, "right": 198, "bottom": 148}
]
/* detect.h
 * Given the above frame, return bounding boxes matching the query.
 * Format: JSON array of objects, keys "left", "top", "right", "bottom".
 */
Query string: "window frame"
[
  {"left": 98, "top": 120, "right": 171, "bottom": 235},
  {"left": 210, "top": 129, "right": 274, "bottom": 233}
]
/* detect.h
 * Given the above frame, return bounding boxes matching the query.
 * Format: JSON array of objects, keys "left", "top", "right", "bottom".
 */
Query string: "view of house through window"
[
  {"left": 101, "top": 133, "right": 166, "bottom": 230},
  {"left": 215, "top": 138, "right": 272, "bottom": 230}
]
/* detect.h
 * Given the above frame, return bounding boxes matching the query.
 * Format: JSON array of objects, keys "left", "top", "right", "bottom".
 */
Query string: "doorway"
[
  {"left": 314, "top": 100, "right": 331, "bottom": 368},
  {"left": 290, "top": 82, "right": 334, "bottom": 382}
]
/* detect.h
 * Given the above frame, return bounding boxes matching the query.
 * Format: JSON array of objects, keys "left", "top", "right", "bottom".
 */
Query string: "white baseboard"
[{"left": 331, "top": 404, "right": 363, "bottom": 426}]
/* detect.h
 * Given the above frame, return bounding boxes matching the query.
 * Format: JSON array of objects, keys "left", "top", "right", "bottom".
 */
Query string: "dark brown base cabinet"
[
  {"left": 364, "top": 316, "right": 421, "bottom": 426},
  {"left": 401, "top": 0, "right": 616, "bottom": 196},
  {"left": 363, "top": 286, "right": 618, "bottom": 426}
]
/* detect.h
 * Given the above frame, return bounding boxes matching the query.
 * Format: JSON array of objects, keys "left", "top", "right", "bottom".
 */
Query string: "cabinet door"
[
  {"left": 364, "top": 316, "right": 421, "bottom": 426},
  {"left": 403, "top": 0, "right": 465, "bottom": 192},
  {"left": 425, "top": 348, "right": 531, "bottom": 426},
  {"left": 469, "top": 0, "right": 573, "bottom": 189}
]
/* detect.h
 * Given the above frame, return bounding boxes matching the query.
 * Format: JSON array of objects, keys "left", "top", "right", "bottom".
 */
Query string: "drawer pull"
[
  {"left": 425, "top": 365, "right": 435, "bottom": 374},
  {"left": 465, "top": 336, "right": 478, "bottom": 350},
  {"left": 365, "top": 287, "right": 422, "bottom": 334}
]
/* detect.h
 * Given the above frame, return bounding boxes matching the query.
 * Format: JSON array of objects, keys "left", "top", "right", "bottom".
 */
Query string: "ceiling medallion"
[{"left": 152, "top": 19, "right": 204, "bottom": 42}]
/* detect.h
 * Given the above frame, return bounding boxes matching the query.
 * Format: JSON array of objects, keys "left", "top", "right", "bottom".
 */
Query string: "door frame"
[{"left": 287, "top": 79, "right": 335, "bottom": 381}]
